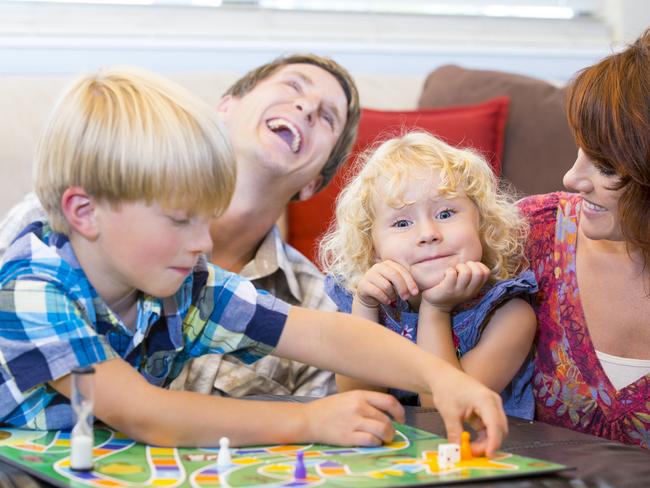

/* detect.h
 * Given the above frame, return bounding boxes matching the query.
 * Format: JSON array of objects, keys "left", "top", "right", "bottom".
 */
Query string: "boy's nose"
[{"left": 190, "top": 222, "right": 213, "bottom": 255}]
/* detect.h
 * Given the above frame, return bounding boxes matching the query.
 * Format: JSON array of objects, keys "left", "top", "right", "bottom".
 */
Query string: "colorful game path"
[{"left": 0, "top": 423, "right": 567, "bottom": 487}]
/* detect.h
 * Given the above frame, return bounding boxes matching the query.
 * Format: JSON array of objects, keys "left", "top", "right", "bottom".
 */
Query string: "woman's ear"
[{"left": 60, "top": 186, "right": 99, "bottom": 239}]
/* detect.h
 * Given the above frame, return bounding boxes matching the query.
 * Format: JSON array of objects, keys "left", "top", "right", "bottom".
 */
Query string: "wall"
[{"left": 0, "top": 2, "right": 623, "bottom": 82}]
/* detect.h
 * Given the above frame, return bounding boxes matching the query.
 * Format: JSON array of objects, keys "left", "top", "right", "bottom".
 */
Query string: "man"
[{"left": 0, "top": 54, "right": 361, "bottom": 398}]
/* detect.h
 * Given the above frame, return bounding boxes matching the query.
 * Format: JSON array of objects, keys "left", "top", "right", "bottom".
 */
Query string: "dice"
[{"left": 437, "top": 443, "right": 460, "bottom": 470}]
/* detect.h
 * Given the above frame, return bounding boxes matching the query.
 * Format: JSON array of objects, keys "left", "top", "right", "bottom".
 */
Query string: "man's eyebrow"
[{"left": 286, "top": 70, "right": 343, "bottom": 124}]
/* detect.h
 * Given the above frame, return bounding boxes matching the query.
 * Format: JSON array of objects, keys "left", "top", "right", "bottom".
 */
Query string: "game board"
[{"left": 0, "top": 423, "right": 568, "bottom": 487}]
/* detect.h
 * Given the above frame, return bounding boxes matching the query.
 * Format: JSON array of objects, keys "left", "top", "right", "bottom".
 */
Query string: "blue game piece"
[{"left": 294, "top": 451, "right": 307, "bottom": 480}]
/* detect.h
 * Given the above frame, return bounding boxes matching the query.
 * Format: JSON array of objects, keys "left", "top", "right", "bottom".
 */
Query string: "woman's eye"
[{"left": 596, "top": 164, "right": 617, "bottom": 177}]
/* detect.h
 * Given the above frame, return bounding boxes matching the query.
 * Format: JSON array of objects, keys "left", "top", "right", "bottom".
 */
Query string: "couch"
[{"left": 0, "top": 65, "right": 577, "bottom": 266}]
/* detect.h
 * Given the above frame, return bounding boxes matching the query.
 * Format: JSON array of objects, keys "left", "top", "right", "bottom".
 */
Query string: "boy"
[{"left": 0, "top": 66, "right": 507, "bottom": 454}]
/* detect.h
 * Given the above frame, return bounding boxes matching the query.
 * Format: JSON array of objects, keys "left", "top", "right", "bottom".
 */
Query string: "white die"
[{"left": 437, "top": 443, "right": 460, "bottom": 470}]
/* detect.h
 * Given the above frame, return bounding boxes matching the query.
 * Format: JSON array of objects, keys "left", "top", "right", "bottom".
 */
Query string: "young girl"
[{"left": 320, "top": 131, "right": 537, "bottom": 419}]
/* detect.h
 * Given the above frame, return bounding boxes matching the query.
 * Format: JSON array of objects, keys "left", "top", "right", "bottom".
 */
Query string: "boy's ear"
[
  {"left": 61, "top": 186, "right": 99, "bottom": 239},
  {"left": 297, "top": 175, "right": 324, "bottom": 202}
]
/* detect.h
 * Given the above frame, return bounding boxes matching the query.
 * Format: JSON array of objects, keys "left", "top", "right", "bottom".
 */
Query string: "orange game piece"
[{"left": 460, "top": 431, "right": 472, "bottom": 460}]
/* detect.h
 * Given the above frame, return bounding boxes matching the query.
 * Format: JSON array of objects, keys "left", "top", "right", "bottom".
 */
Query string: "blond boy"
[{"left": 0, "top": 67, "right": 506, "bottom": 453}]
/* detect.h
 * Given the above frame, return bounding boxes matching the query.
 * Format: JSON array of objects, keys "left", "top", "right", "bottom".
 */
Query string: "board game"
[{"left": 0, "top": 423, "right": 568, "bottom": 487}]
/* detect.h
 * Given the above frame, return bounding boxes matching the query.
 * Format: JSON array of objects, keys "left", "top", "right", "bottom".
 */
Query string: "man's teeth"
[{"left": 267, "top": 118, "right": 301, "bottom": 153}]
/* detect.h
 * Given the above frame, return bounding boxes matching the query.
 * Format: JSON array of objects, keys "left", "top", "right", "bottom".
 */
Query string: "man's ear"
[
  {"left": 60, "top": 186, "right": 99, "bottom": 239},
  {"left": 216, "top": 95, "right": 234, "bottom": 116},
  {"left": 297, "top": 175, "right": 324, "bottom": 202}
]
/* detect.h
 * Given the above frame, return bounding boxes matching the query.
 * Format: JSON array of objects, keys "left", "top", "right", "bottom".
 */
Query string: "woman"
[{"left": 519, "top": 28, "right": 650, "bottom": 447}]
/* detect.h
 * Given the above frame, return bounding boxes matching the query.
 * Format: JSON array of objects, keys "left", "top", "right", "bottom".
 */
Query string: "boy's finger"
[
  {"left": 474, "top": 400, "right": 508, "bottom": 457},
  {"left": 354, "top": 417, "right": 397, "bottom": 444},
  {"left": 439, "top": 411, "right": 463, "bottom": 446},
  {"left": 363, "top": 391, "right": 406, "bottom": 423}
]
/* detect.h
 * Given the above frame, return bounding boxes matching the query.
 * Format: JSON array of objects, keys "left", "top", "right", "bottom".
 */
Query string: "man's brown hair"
[
  {"left": 225, "top": 54, "right": 360, "bottom": 192},
  {"left": 566, "top": 28, "right": 650, "bottom": 267}
]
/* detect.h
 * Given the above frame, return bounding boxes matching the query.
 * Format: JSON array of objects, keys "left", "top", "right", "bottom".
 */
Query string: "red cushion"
[{"left": 287, "top": 97, "right": 510, "bottom": 266}]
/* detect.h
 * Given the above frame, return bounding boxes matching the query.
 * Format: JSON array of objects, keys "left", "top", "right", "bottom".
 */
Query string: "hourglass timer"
[{"left": 70, "top": 366, "right": 95, "bottom": 471}]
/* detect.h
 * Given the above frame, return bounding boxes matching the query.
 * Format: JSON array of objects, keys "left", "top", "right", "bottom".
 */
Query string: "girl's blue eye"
[
  {"left": 392, "top": 219, "right": 411, "bottom": 228},
  {"left": 437, "top": 209, "right": 455, "bottom": 220}
]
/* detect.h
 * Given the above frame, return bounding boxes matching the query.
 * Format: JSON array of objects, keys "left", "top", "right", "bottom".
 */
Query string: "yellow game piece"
[{"left": 460, "top": 431, "right": 472, "bottom": 460}]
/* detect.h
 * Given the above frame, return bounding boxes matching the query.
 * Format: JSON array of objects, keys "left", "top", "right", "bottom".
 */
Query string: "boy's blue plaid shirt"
[{"left": 0, "top": 222, "right": 289, "bottom": 430}]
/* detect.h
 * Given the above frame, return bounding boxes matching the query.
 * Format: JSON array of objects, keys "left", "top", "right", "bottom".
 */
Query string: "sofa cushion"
[
  {"left": 418, "top": 64, "right": 577, "bottom": 196},
  {"left": 287, "top": 97, "right": 510, "bottom": 266}
]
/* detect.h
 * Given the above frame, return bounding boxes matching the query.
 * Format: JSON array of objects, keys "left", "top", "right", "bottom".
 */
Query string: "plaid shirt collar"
[{"left": 240, "top": 225, "right": 303, "bottom": 303}]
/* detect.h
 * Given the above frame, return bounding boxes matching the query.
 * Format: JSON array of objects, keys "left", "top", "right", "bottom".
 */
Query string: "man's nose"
[{"left": 295, "top": 97, "right": 318, "bottom": 125}]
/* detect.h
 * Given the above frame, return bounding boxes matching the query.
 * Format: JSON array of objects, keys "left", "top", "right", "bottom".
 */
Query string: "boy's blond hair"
[
  {"left": 35, "top": 66, "right": 236, "bottom": 234},
  {"left": 319, "top": 131, "right": 528, "bottom": 291}
]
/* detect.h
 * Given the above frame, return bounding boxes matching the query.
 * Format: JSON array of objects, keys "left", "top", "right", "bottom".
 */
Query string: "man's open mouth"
[{"left": 267, "top": 118, "right": 302, "bottom": 153}]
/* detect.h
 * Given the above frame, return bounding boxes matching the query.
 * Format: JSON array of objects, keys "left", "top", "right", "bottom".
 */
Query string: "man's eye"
[
  {"left": 286, "top": 80, "right": 302, "bottom": 93},
  {"left": 321, "top": 111, "right": 335, "bottom": 129},
  {"left": 392, "top": 219, "right": 411, "bottom": 228}
]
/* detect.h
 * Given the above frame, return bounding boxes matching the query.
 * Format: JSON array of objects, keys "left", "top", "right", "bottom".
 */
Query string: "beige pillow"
[{"left": 418, "top": 65, "right": 577, "bottom": 196}]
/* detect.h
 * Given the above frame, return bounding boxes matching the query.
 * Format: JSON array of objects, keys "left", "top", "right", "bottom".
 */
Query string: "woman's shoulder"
[{"left": 518, "top": 192, "right": 580, "bottom": 228}]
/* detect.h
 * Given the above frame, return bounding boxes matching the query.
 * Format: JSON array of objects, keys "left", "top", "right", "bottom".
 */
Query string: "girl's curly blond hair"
[{"left": 318, "top": 131, "right": 528, "bottom": 292}]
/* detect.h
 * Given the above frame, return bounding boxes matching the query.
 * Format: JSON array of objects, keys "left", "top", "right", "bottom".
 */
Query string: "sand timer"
[{"left": 70, "top": 366, "right": 95, "bottom": 471}]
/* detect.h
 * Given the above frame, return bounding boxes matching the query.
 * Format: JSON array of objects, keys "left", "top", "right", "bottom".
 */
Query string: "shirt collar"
[{"left": 240, "top": 225, "right": 303, "bottom": 303}]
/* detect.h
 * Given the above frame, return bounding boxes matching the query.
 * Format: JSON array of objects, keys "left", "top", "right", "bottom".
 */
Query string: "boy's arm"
[
  {"left": 49, "top": 357, "right": 405, "bottom": 448},
  {"left": 275, "top": 306, "right": 508, "bottom": 456}
]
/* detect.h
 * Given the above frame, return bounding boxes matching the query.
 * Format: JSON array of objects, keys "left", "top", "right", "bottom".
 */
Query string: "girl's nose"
[{"left": 418, "top": 221, "right": 441, "bottom": 245}]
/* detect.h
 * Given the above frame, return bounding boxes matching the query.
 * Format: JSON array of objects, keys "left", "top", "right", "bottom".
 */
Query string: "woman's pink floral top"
[{"left": 519, "top": 192, "right": 650, "bottom": 448}]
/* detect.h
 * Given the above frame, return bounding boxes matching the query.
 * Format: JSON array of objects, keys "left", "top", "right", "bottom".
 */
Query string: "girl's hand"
[
  {"left": 355, "top": 260, "right": 419, "bottom": 309},
  {"left": 421, "top": 261, "right": 490, "bottom": 312}
]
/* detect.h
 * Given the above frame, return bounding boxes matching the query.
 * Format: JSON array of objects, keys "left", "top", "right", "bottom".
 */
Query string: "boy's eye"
[
  {"left": 437, "top": 209, "right": 455, "bottom": 220},
  {"left": 166, "top": 215, "right": 190, "bottom": 226},
  {"left": 391, "top": 219, "right": 412, "bottom": 228}
]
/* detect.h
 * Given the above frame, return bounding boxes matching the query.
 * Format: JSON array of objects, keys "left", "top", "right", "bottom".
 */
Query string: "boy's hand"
[
  {"left": 432, "top": 367, "right": 508, "bottom": 457},
  {"left": 421, "top": 261, "right": 490, "bottom": 312},
  {"left": 356, "top": 260, "right": 418, "bottom": 309},
  {"left": 303, "top": 390, "right": 405, "bottom": 446}
]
